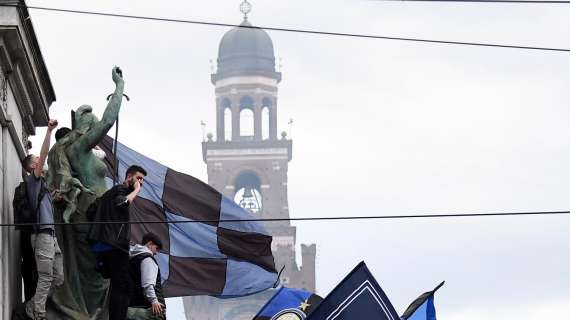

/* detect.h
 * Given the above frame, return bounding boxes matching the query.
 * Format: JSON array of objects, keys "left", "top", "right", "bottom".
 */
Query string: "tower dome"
[{"left": 213, "top": 19, "right": 281, "bottom": 82}]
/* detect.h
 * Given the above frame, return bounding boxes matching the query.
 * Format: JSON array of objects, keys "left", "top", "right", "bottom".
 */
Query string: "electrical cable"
[
  {"left": 2, "top": 210, "right": 569, "bottom": 227},
  {"left": 373, "top": 0, "right": 570, "bottom": 3},
  {"left": 2, "top": 3, "right": 569, "bottom": 53}
]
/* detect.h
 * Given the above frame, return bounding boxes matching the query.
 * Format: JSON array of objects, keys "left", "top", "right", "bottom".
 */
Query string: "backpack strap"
[{"left": 37, "top": 177, "right": 47, "bottom": 206}]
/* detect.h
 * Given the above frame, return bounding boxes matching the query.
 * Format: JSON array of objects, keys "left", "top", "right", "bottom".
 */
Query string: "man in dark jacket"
[
  {"left": 127, "top": 233, "right": 166, "bottom": 320},
  {"left": 88, "top": 165, "right": 147, "bottom": 320}
]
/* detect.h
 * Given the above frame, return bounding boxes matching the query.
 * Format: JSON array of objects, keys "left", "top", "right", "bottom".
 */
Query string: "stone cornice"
[
  {"left": 0, "top": 3, "right": 56, "bottom": 134},
  {"left": 202, "top": 139, "right": 293, "bottom": 162}
]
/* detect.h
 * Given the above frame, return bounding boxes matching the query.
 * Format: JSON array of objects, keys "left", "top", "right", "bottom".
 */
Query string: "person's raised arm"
[
  {"left": 114, "top": 180, "right": 141, "bottom": 208},
  {"left": 34, "top": 119, "right": 58, "bottom": 178},
  {"left": 126, "top": 180, "right": 141, "bottom": 204},
  {"left": 77, "top": 66, "right": 125, "bottom": 151}
]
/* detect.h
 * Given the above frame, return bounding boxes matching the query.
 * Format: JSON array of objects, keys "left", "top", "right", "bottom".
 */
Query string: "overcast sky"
[{"left": 26, "top": 0, "right": 570, "bottom": 319}]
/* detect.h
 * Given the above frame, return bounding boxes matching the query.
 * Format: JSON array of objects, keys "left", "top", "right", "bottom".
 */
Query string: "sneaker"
[
  {"left": 24, "top": 301, "right": 34, "bottom": 319},
  {"left": 33, "top": 312, "right": 47, "bottom": 320}
]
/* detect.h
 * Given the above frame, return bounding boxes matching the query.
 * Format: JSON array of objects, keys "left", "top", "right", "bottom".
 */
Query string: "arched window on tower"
[
  {"left": 239, "top": 96, "right": 255, "bottom": 138},
  {"left": 224, "top": 107, "right": 232, "bottom": 141},
  {"left": 262, "top": 107, "right": 270, "bottom": 140},
  {"left": 222, "top": 98, "right": 232, "bottom": 141},
  {"left": 239, "top": 109, "right": 254, "bottom": 137},
  {"left": 261, "top": 97, "right": 272, "bottom": 140}
]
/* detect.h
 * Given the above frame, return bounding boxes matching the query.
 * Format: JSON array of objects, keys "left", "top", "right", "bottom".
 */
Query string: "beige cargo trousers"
[{"left": 25, "top": 232, "right": 64, "bottom": 320}]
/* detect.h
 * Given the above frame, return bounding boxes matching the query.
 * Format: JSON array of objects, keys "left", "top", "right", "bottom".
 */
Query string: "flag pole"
[{"left": 106, "top": 93, "right": 130, "bottom": 185}]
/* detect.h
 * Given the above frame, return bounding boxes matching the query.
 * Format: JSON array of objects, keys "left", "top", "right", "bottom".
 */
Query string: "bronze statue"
[{"left": 46, "top": 67, "right": 126, "bottom": 320}]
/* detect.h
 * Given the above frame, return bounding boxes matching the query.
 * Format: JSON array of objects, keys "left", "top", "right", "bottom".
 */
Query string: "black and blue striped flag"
[{"left": 99, "top": 136, "right": 277, "bottom": 298}]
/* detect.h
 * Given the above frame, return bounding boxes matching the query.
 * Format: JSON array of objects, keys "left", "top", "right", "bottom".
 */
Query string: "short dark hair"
[
  {"left": 55, "top": 127, "right": 72, "bottom": 141},
  {"left": 142, "top": 232, "right": 163, "bottom": 250},
  {"left": 125, "top": 165, "right": 147, "bottom": 179},
  {"left": 21, "top": 154, "right": 34, "bottom": 171}
]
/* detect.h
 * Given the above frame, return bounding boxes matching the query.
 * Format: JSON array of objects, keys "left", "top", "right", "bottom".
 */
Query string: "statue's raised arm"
[
  {"left": 72, "top": 66, "right": 125, "bottom": 153},
  {"left": 67, "top": 66, "right": 127, "bottom": 197}
]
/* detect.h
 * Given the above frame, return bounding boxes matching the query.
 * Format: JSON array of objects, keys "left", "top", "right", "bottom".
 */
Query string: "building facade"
[
  {"left": 0, "top": 1, "right": 55, "bottom": 318},
  {"left": 184, "top": 5, "right": 316, "bottom": 320}
]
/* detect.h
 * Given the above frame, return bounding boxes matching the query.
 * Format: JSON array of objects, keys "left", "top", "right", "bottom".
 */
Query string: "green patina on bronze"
[{"left": 45, "top": 67, "right": 125, "bottom": 320}]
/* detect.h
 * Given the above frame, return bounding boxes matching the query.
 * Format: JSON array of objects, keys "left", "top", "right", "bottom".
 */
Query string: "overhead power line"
[
  {"left": 3, "top": 3, "right": 570, "bottom": 53},
  {"left": 374, "top": 0, "right": 570, "bottom": 3},
  {"left": 2, "top": 210, "right": 569, "bottom": 228}
]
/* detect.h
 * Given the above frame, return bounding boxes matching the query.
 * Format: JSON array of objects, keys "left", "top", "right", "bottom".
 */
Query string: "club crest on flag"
[
  {"left": 271, "top": 308, "right": 307, "bottom": 320},
  {"left": 253, "top": 287, "right": 322, "bottom": 320}
]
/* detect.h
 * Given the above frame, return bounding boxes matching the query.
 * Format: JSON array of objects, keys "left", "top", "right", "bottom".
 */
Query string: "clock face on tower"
[{"left": 234, "top": 187, "right": 263, "bottom": 213}]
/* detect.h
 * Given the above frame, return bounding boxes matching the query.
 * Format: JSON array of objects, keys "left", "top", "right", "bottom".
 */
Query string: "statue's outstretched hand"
[{"left": 112, "top": 66, "right": 124, "bottom": 85}]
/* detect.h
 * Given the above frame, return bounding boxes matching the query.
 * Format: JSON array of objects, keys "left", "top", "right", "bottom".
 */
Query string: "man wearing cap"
[{"left": 127, "top": 233, "right": 166, "bottom": 320}]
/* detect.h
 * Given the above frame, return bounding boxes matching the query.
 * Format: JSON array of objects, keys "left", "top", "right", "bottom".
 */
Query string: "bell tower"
[
  {"left": 206, "top": 4, "right": 290, "bottom": 232},
  {"left": 184, "top": 2, "right": 316, "bottom": 319}
]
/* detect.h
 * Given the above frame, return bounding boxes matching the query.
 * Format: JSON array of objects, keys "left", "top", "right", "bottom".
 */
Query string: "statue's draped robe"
[{"left": 46, "top": 134, "right": 109, "bottom": 320}]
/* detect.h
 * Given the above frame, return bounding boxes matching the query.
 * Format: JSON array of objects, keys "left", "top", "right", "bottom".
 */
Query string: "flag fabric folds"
[
  {"left": 253, "top": 287, "right": 322, "bottom": 320},
  {"left": 306, "top": 261, "right": 399, "bottom": 320},
  {"left": 401, "top": 281, "right": 444, "bottom": 320},
  {"left": 98, "top": 136, "right": 277, "bottom": 298}
]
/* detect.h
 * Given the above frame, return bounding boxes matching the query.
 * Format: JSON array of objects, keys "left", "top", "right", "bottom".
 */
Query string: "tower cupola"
[{"left": 212, "top": 1, "right": 281, "bottom": 83}]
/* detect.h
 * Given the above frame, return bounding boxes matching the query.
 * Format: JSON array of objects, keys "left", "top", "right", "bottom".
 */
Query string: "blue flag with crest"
[{"left": 253, "top": 286, "right": 322, "bottom": 320}]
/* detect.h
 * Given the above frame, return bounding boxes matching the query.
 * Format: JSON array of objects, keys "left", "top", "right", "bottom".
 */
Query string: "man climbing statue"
[{"left": 21, "top": 119, "right": 64, "bottom": 320}]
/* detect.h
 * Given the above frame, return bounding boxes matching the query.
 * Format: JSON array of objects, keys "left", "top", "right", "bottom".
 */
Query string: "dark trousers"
[
  {"left": 20, "top": 228, "right": 37, "bottom": 301},
  {"left": 98, "top": 249, "right": 132, "bottom": 320}
]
